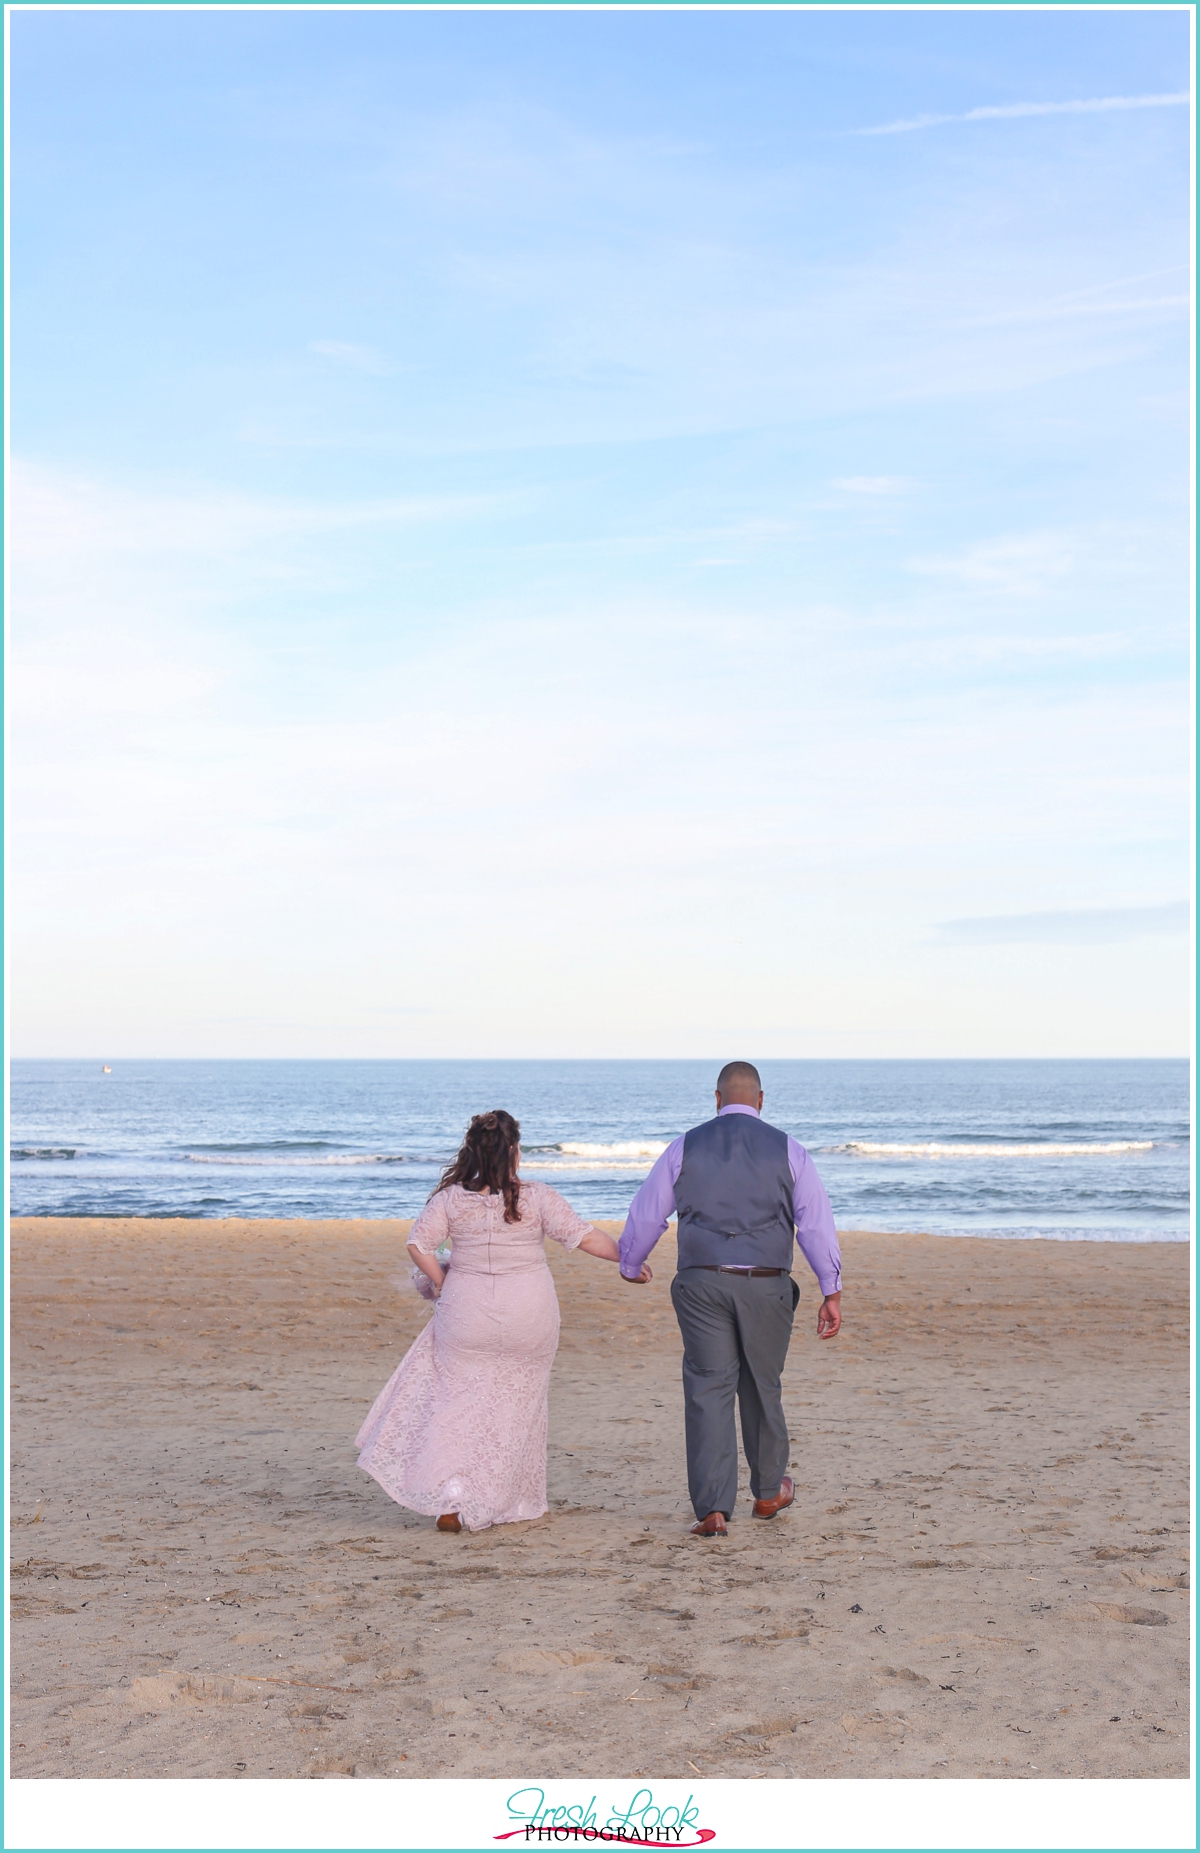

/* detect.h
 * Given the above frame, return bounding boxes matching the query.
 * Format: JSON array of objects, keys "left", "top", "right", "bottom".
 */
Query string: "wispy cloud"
[
  {"left": 907, "top": 532, "right": 1075, "bottom": 597},
  {"left": 11, "top": 459, "right": 498, "bottom": 566},
  {"left": 962, "top": 292, "right": 1188, "bottom": 329},
  {"left": 962, "top": 270, "right": 1192, "bottom": 331},
  {"left": 309, "top": 339, "right": 393, "bottom": 376},
  {"left": 859, "top": 91, "right": 1190, "bottom": 137},
  {"left": 831, "top": 476, "right": 912, "bottom": 496},
  {"left": 935, "top": 903, "right": 1189, "bottom": 946}
]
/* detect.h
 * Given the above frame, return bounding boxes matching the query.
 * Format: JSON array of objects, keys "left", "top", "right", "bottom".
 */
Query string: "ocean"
[{"left": 8, "top": 1058, "right": 1190, "bottom": 1242}]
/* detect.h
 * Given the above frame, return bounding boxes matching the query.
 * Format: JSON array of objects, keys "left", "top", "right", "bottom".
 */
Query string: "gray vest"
[{"left": 674, "top": 1113, "right": 796, "bottom": 1271}]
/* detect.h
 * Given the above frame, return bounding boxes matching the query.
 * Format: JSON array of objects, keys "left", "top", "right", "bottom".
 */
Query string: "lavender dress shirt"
[{"left": 617, "top": 1103, "right": 842, "bottom": 1294}]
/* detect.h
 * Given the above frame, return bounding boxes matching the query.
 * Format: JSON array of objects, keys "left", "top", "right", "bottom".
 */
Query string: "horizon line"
[{"left": 9, "top": 1053, "right": 1189, "bottom": 1065}]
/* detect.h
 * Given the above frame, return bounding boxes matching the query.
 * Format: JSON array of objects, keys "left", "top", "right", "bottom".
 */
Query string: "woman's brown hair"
[{"left": 435, "top": 1110, "right": 522, "bottom": 1223}]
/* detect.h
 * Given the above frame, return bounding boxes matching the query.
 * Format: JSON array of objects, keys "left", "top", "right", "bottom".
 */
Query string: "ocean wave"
[
  {"left": 519, "top": 1139, "right": 667, "bottom": 1171},
  {"left": 11, "top": 1147, "right": 77, "bottom": 1160},
  {"left": 182, "top": 1152, "right": 434, "bottom": 1168},
  {"left": 853, "top": 1225, "right": 1190, "bottom": 1244},
  {"left": 555, "top": 1141, "right": 669, "bottom": 1158},
  {"left": 827, "top": 1140, "right": 1155, "bottom": 1159},
  {"left": 522, "top": 1159, "right": 663, "bottom": 1172},
  {"left": 185, "top": 1140, "right": 342, "bottom": 1153}
]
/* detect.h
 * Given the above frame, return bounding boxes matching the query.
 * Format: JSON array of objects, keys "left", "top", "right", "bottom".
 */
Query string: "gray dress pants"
[{"left": 670, "top": 1268, "right": 799, "bottom": 1521}]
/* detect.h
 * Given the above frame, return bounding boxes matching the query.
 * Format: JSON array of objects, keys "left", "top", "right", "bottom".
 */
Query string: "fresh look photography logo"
[{"left": 496, "top": 1787, "right": 715, "bottom": 1846}]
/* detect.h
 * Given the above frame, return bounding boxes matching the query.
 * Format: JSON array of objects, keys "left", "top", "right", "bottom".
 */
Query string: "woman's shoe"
[{"left": 436, "top": 1512, "right": 462, "bottom": 1533}]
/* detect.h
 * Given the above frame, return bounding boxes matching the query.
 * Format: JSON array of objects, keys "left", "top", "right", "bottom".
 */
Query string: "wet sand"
[{"left": 9, "top": 1218, "right": 1190, "bottom": 1780}]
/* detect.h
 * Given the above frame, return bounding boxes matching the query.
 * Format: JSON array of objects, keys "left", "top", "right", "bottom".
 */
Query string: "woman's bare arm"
[
  {"left": 575, "top": 1226, "right": 652, "bottom": 1281},
  {"left": 408, "top": 1244, "right": 446, "bottom": 1296}
]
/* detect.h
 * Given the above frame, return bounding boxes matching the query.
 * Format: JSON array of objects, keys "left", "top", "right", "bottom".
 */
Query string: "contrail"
[{"left": 859, "top": 91, "right": 1191, "bottom": 136}]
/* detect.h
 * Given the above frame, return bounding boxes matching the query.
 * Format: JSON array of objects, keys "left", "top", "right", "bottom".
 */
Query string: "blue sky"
[{"left": 10, "top": 7, "right": 1192, "bottom": 1057}]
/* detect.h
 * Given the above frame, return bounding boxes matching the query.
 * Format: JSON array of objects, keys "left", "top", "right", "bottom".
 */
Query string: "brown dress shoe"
[
  {"left": 436, "top": 1512, "right": 463, "bottom": 1533},
  {"left": 752, "top": 1475, "right": 795, "bottom": 1520},
  {"left": 689, "top": 1512, "right": 728, "bottom": 1537}
]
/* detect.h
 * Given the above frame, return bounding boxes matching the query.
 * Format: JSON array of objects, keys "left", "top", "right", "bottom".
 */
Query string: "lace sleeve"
[
  {"left": 535, "top": 1183, "right": 593, "bottom": 1250},
  {"left": 407, "top": 1190, "right": 451, "bottom": 1254}
]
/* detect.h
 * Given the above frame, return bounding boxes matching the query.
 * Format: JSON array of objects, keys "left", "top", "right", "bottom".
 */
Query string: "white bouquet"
[{"left": 411, "top": 1242, "right": 451, "bottom": 1302}]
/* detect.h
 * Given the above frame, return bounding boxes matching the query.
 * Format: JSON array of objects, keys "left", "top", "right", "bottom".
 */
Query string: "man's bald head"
[{"left": 715, "top": 1060, "right": 762, "bottom": 1107}]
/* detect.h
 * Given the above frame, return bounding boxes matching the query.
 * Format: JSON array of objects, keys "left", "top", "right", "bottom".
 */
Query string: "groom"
[{"left": 618, "top": 1062, "right": 842, "bottom": 1537}]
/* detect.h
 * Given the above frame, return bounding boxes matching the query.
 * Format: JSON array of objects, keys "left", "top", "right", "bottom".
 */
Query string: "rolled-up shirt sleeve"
[
  {"left": 618, "top": 1137, "right": 684, "bottom": 1279},
  {"left": 788, "top": 1137, "right": 841, "bottom": 1294}
]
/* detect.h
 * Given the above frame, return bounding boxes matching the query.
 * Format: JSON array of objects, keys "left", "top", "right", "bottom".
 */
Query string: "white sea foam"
[
  {"left": 831, "top": 1140, "right": 1155, "bottom": 1159},
  {"left": 520, "top": 1139, "right": 668, "bottom": 1173},
  {"left": 862, "top": 1226, "right": 1190, "bottom": 1244},
  {"left": 182, "top": 1137, "right": 671, "bottom": 1172},
  {"left": 555, "top": 1141, "right": 669, "bottom": 1158},
  {"left": 522, "top": 1160, "right": 661, "bottom": 1172},
  {"left": 183, "top": 1152, "right": 414, "bottom": 1167}
]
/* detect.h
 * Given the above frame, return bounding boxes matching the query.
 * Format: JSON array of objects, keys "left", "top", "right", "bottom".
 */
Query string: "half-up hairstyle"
[{"left": 435, "top": 1110, "right": 522, "bottom": 1223}]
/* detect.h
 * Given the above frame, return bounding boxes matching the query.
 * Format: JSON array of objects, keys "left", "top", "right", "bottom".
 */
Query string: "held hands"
[
  {"left": 817, "top": 1292, "right": 841, "bottom": 1339},
  {"left": 576, "top": 1227, "right": 651, "bottom": 1282}
]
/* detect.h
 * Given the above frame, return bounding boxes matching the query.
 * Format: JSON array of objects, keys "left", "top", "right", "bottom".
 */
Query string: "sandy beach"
[{"left": 10, "top": 1217, "right": 1189, "bottom": 1780}]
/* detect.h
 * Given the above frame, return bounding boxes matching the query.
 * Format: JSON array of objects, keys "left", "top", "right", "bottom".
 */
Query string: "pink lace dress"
[{"left": 355, "top": 1180, "right": 593, "bottom": 1532}]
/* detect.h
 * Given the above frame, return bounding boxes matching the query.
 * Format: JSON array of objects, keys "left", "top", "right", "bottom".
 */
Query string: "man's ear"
[
  {"left": 714, "top": 1089, "right": 723, "bottom": 1111},
  {"left": 757, "top": 1091, "right": 764, "bottom": 1111}
]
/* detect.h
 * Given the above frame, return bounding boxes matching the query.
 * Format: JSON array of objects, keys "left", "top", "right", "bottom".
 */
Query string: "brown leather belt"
[{"left": 696, "top": 1265, "right": 787, "bottom": 1277}]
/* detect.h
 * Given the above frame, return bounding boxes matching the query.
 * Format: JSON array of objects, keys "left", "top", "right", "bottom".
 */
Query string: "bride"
[{"left": 355, "top": 1109, "right": 651, "bottom": 1533}]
